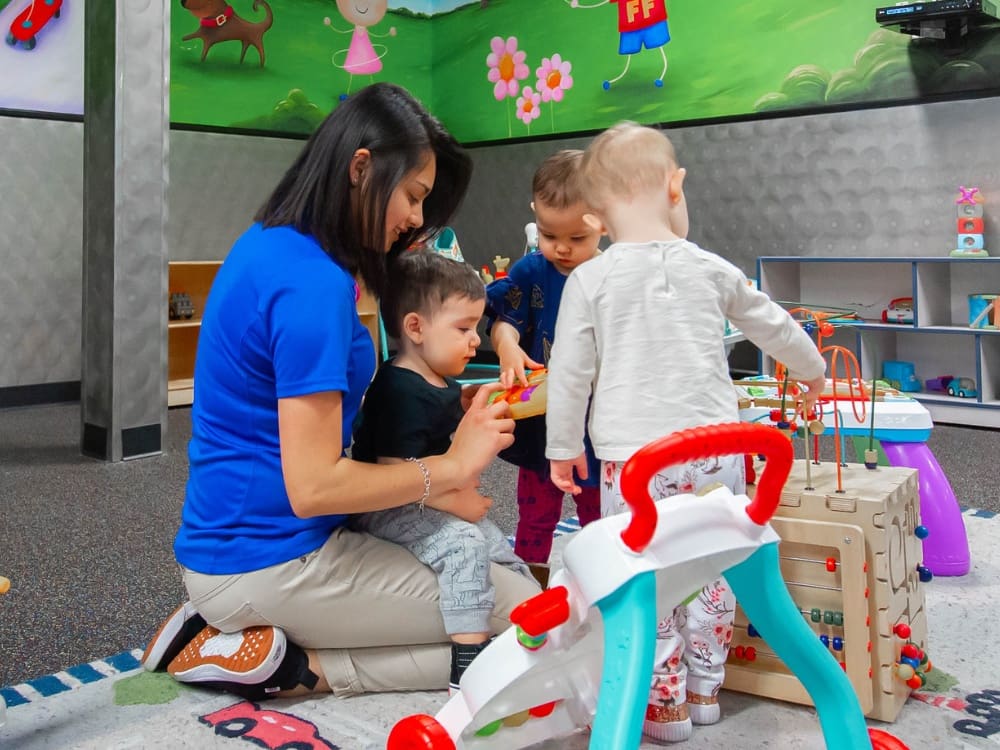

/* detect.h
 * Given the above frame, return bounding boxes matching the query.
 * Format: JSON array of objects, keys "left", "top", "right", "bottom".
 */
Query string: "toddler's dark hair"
[{"left": 381, "top": 250, "right": 485, "bottom": 339}]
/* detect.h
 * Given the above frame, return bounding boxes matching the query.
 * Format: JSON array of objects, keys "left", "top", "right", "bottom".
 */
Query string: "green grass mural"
[{"left": 170, "top": 0, "right": 1000, "bottom": 142}]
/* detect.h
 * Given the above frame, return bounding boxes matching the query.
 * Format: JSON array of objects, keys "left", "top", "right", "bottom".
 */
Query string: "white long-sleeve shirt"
[{"left": 545, "top": 240, "right": 827, "bottom": 462}]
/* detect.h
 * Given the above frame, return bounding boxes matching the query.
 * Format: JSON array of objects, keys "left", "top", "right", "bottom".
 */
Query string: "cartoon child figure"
[
  {"left": 324, "top": 0, "right": 397, "bottom": 99},
  {"left": 569, "top": 0, "right": 670, "bottom": 89}
]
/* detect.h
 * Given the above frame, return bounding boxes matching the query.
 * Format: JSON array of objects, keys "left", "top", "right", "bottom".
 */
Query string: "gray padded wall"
[
  {"left": 0, "top": 118, "right": 83, "bottom": 387},
  {"left": 455, "top": 96, "right": 1000, "bottom": 279},
  {"left": 167, "top": 130, "right": 301, "bottom": 261},
  {"left": 2, "top": 95, "right": 999, "bottom": 388}
]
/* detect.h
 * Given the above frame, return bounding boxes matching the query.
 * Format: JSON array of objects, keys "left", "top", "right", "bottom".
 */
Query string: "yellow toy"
[{"left": 487, "top": 368, "right": 547, "bottom": 419}]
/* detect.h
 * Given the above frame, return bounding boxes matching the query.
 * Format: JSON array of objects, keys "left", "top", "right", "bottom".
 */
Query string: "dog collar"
[{"left": 199, "top": 5, "right": 234, "bottom": 27}]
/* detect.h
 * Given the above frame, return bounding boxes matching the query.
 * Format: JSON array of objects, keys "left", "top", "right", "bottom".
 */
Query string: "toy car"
[
  {"left": 882, "top": 360, "right": 921, "bottom": 392},
  {"left": 924, "top": 375, "right": 954, "bottom": 393},
  {"left": 946, "top": 377, "right": 977, "bottom": 398},
  {"left": 881, "top": 297, "right": 914, "bottom": 324}
]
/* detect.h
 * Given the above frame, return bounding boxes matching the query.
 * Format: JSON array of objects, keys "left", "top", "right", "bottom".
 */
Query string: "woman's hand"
[
  {"left": 445, "top": 383, "right": 515, "bottom": 484},
  {"left": 460, "top": 382, "right": 483, "bottom": 412}
]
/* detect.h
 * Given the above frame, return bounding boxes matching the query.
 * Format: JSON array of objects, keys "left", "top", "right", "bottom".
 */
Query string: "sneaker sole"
[
  {"left": 689, "top": 703, "right": 720, "bottom": 725},
  {"left": 168, "top": 625, "right": 286, "bottom": 686},
  {"left": 643, "top": 717, "right": 693, "bottom": 743},
  {"left": 142, "top": 602, "right": 204, "bottom": 673}
]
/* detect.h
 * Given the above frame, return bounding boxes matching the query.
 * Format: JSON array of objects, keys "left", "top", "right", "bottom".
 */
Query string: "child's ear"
[
  {"left": 583, "top": 212, "right": 605, "bottom": 234},
  {"left": 401, "top": 311, "right": 424, "bottom": 343},
  {"left": 668, "top": 167, "right": 687, "bottom": 206},
  {"left": 529, "top": 200, "right": 536, "bottom": 214}
]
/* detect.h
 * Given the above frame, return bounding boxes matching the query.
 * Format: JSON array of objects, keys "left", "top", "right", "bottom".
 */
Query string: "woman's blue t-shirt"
[{"left": 174, "top": 224, "right": 376, "bottom": 575}]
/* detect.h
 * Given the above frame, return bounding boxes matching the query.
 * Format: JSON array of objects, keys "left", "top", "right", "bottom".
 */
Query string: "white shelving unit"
[{"left": 757, "top": 256, "right": 1000, "bottom": 428}]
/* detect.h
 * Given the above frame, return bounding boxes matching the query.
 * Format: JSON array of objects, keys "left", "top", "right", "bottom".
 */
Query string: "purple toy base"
[{"left": 881, "top": 441, "right": 971, "bottom": 577}]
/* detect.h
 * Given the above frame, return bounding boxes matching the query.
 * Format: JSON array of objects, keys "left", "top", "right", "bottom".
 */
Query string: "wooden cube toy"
[{"left": 725, "top": 460, "right": 928, "bottom": 723}]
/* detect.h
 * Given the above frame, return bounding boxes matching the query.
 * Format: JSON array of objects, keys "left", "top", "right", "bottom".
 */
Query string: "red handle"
[
  {"left": 510, "top": 586, "right": 570, "bottom": 636},
  {"left": 618, "top": 423, "right": 793, "bottom": 553}
]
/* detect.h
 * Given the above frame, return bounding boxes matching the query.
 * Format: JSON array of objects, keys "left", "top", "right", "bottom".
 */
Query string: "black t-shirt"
[{"left": 351, "top": 362, "right": 464, "bottom": 462}]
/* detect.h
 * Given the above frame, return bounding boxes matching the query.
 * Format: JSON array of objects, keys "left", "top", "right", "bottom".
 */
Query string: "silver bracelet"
[{"left": 405, "top": 457, "right": 431, "bottom": 511}]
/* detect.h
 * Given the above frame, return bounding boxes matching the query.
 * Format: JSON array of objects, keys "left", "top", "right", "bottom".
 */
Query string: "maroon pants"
[{"left": 513, "top": 467, "right": 600, "bottom": 564}]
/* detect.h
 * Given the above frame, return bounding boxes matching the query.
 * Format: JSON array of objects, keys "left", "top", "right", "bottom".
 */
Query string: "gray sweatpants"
[
  {"left": 182, "top": 526, "right": 540, "bottom": 697},
  {"left": 352, "top": 505, "right": 532, "bottom": 635}
]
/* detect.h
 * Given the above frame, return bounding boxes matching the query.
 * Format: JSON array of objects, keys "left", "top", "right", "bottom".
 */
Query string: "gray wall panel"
[
  {"left": 166, "top": 130, "right": 302, "bottom": 261},
  {"left": 0, "top": 118, "right": 83, "bottom": 387},
  {"left": 2, "top": 95, "right": 999, "bottom": 388},
  {"left": 458, "top": 97, "right": 1000, "bottom": 278}
]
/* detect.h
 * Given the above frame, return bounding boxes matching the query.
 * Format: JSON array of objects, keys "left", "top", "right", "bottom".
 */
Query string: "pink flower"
[
  {"left": 536, "top": 53, "right": 573, "bottom": 103},
  {"left": 515, "top": 86, "right": 541, "bottom": 125},
  {"left": 486, "top": 36, "right": 529, "bottom": 101}
]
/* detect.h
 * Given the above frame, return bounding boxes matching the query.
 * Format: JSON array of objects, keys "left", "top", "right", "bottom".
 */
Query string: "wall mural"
[
  {"left": 168, "top": 0, "right": 1000, "bottom": 143},
  {"left": 0, "top": 0, "right": 82, "bottom": 115},
  {"left": 171, "top": 0, "right": 432, "bottom": 133}
]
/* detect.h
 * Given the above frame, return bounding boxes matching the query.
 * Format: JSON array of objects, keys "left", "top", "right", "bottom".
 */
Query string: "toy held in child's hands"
[{"left": 488, "top": 368, "right": 547, "bottom": 419}]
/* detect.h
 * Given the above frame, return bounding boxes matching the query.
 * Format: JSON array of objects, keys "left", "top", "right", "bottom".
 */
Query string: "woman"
[{"left": 143, "top": 83, "right": 540, "bottom": 699}]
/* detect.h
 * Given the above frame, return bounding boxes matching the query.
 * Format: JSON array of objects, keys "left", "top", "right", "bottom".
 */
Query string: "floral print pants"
[{"left": 600, "top": 454, "right": 745, "bottom": 708}]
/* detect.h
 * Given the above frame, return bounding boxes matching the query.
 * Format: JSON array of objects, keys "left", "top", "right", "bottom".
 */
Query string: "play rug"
[{"left": 3, "top": 508, "right": 1000, "bottom": 750}]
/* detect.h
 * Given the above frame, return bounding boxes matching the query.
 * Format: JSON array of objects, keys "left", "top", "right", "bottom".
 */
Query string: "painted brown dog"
[{"left": 180, "top": 0, "right": 273, "bottom": 67}]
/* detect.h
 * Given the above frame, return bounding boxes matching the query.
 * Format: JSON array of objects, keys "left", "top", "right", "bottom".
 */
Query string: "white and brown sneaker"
[
  {"left": 167, "top": 624, "right": 286, "bottom": 688},
  {"left": 687, "top": 690, "right": 721, "bottom": 725},
  {"left": 142, "top": 602, "right": 207, "bottom": 672},
  {"left": 643, "top": 701, "right": 692, "bottom": 743}
]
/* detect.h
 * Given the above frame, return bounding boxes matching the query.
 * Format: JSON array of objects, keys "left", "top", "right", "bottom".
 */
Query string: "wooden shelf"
[
  {"left": 168, "top": 261, "right": 222, "bottom": 407},
  {"left": 758, "top": 256, "right": 1000, "bottom": 428},
  {"left": 167, "top": 263, "right": 381, "bottom": 407}
]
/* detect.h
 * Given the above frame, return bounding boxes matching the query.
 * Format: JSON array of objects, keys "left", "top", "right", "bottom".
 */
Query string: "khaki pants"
[{"left": 182, "top": 527, "right": 540, "bottom": 697}]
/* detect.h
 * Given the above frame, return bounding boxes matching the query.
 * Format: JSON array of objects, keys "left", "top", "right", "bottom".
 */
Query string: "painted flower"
[
  {"left": 603, "top": 462, "right": 616, "bottom": 486},
  {"left": 536, "top": 53, "right": 574, "bottom": 103},
  {"left": 516, "top": 86, "right": 541, "bottom": 125},
  {"left": 486, "top": 36, "right": 529, "bottom": 101}
]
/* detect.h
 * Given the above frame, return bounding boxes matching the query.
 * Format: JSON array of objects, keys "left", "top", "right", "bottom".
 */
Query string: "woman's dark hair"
[
  {"left": 381, "top": 251, "right": 485, "bottom": 340},
  {"left": 255, "top": 83, "right": 473, "bottom": 297}
]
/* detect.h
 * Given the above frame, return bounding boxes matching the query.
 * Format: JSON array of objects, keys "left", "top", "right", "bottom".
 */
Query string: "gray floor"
[{"left": 0, "top": 402, "right": 997, "bottom": 690}]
